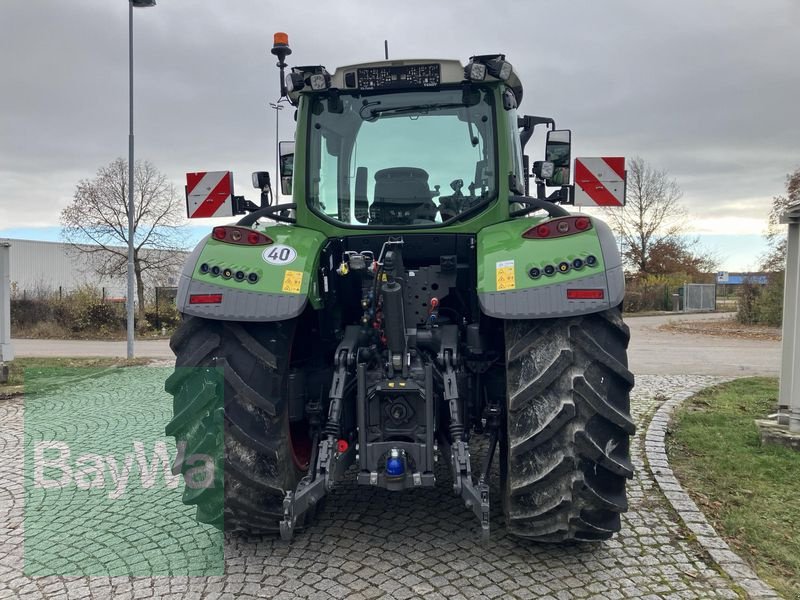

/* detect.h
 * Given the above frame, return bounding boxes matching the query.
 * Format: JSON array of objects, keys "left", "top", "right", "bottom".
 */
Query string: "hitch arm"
[{"left": 442, "top": 352, "right": 490, "bottom": 535}]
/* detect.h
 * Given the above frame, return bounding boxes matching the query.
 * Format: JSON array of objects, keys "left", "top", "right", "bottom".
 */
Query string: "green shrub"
[
  {"left": 10, "top": 285, "right": 127, "bottom": 338},
  {"left": 736, "top": 274, "right": 784, "bottom": 326},
  {"left": 736, "top": 280, "right": 760, "bottom": 324},
  {"left": 756, "top": 273, "right": 784, "bottom": 327},
  {"left": 71, "top": 302, "right": 123, "bottom": 333},
  {"left": 144, "top": 303, "right": 180, "bottom": 331}
]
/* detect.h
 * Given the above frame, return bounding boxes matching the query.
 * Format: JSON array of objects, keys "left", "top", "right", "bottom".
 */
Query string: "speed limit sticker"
[{"left": 262, "top": 244, "right": 297, "bottom": 265}]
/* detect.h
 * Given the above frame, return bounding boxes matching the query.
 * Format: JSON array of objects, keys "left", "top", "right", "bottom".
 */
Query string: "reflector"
[
  {"left": 189, "top": 294, "right": 223, "bottom": 304},
  {"left": 566, "top": 289, "right": 604, "bottom": 300}
]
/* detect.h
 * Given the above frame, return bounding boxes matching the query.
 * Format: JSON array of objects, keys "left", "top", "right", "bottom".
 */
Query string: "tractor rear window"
[{"left": 307, "top": 88, "right": 496, "bottom": 227}]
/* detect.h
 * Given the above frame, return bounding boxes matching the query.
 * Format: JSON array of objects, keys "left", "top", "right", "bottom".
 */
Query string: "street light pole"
[
  {"left": 269, "top": 99, "right": 285, "bottom": 200},
  {"left": 127, "top": 0, "right": 156, "bottom": 359}
]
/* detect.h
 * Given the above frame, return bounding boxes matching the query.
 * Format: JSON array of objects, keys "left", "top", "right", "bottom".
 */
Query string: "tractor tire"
[
  {"left": 164, "top": 315, "right": 310, "bottom": 534},
  {"left": 501, "top": 306, "right": 635, "bottom": 542}
]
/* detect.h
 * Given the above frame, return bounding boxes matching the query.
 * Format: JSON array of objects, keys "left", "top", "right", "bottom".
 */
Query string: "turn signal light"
[
  {"left": 211, "top": 226, "right": 273, "bottom": 246},
  {"left": 189, "top": 294, "right": 223, "bottom": 304},
  {"left": 522, "top": 216, "right": 593, "bottom": 239},
  {"left": 566, "top": 289, "right": 604, "bottom": 300}
]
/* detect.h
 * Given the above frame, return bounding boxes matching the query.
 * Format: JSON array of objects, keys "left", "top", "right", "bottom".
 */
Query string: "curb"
[{"left": 645, "top": 384, "right": 781, "bottom": 599}]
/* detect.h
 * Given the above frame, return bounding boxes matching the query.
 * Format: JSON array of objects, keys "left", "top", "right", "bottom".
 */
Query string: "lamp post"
[
  {"left": 269, "top": 99, "right": 285, "bottom": 199},
  {"left": 127, "top": 0, "right": 156, "bottom": 359}
]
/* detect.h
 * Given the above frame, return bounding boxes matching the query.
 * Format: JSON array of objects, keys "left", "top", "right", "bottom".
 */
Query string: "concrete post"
[
  {"left": 778, "top": 204, "right": 800, "bottom": 432},
  {"left": 0, "top": 242, "right": 14, "bottom": 364}
]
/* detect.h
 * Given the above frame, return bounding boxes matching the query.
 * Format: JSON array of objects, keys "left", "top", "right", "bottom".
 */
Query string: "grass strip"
[{"left": 668, "top": 377, "right": 799, "bottom": 598}]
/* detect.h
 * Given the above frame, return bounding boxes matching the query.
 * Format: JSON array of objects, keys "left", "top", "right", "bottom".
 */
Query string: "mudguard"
[
  {"left": 176, "top": 225, "right": 326, "bottom": 321},
  {"left": 476, "top": 216, "right": 624, "bottom": 319}
]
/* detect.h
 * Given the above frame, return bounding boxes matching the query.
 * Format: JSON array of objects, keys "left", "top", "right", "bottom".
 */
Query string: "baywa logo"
[{"left": 33, "top": 439, "right": 215, "bottom": 500}]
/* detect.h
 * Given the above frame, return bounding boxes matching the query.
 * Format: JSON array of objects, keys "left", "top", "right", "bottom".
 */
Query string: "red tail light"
[
  {"left": 190, "top": 293, "right": 223, "bottom": 304},
  {"left": 523, "top": 216, "right": 593, "bottom": 239},
  {"left": 575, "top": 217, "right": 591, "bottom": 231},
  {"left": 211, "top": 226, "right": 273, "bottom": 246},
  {"left": 566, "top": 289, "right": 604, "bottom": 300}
]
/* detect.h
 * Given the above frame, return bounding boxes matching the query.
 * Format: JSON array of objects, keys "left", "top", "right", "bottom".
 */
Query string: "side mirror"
[
  {"left": 544, "top": 129, "right": 571, "bottom": 187},
  {"left": 279, "top": 141, "right": 295, "bottom": 196}
]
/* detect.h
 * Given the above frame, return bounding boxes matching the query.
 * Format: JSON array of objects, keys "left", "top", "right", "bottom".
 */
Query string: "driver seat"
[{"left": 370, "top": 167, "right": 437, "bottom": 225}]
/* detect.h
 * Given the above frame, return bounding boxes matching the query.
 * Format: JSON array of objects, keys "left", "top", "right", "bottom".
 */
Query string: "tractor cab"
[{"left": 278, "top": 52, "right": 554, "bottom": 233}]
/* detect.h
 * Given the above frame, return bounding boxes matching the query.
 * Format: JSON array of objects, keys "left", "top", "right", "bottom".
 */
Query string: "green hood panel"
[
  {"left": 477, "top": 217, "right": 606, "bottom": 293},
  {"left": 476, "top": 216, "right": 625, "bottom": 319},
  {"left": 176, "top": 226, "right": 326, "bottom": 321}
]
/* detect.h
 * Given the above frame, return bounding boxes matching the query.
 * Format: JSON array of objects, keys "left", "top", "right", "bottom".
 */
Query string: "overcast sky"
[{"left": 1, "top": 0, "right": 799, "bottom": 271}]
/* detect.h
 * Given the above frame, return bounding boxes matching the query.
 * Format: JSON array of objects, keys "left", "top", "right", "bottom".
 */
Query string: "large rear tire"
[
  {"left": 501, "top": 307, "right": 635, "bottom": 542},
  {"left": 165, "top": 315, "right": 308, "bottom": 534}
]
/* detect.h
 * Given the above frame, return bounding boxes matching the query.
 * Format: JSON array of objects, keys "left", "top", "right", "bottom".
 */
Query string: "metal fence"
[{"left": 683, "top": 283, "right": 716, "bottom": 312}]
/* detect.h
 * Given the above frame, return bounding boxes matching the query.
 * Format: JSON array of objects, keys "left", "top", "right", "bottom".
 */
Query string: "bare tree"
[
  {"left": 61, "top": 158, "right": 188, "bottom": 318},
  {"left": 608, "top": 156, "right": 698, "bottom": 274}
]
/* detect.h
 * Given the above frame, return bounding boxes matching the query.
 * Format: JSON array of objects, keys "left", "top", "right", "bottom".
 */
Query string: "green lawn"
[
  {"left": 0, "top": 357, "right": 150, "bottom": 396},
  {"left": 668, "top": 377, "right": 800, "bottom": 598}
]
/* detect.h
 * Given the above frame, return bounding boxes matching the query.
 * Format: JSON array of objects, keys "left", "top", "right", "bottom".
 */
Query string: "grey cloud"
[{"left": 1, "top": 0, "right": 798, "bottom": 231}]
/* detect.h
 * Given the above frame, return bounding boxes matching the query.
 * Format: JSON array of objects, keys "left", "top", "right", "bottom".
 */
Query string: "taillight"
[
  {"left": 566, "top": 289, "right": 604, "bottom": 300},
  {"left": 522, "top": 216, "right": 593, "bottom": 239},
  {"left": 189, "top": 293, "right": 223, "bottom": 304},
  {"left": 211, "top": 226, "right": 273, "bottom": 246}
]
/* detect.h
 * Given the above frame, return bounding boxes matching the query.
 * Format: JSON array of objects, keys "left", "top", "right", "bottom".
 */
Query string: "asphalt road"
[
  {"left": 626, "top": 312, "right": 781, "bottom": 376},
  {"left": 10, "top": 312, "right": 782, "bottom": 377}
]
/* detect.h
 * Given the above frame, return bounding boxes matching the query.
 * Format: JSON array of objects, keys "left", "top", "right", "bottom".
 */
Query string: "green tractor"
[{"left": 166, "top": 34, "right": 634, "bottom": 542}]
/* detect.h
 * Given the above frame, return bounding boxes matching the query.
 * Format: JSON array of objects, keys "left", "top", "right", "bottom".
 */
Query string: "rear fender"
[
  {"left": 476, "top": 216, "right": 624, "bottom": 318},
  {"left": 176, "top": 225, "right": 326, "bottom": 321}
]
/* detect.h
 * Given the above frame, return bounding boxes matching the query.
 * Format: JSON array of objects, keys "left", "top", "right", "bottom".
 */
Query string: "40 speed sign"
[{"left": 262, "top": 245, "right": 297, "bottom": 265}]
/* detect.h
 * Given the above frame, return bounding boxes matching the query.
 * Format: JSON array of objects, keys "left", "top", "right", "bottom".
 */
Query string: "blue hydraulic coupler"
[{"left": 386, "top": 449, "right": 405, "bottom": 477}]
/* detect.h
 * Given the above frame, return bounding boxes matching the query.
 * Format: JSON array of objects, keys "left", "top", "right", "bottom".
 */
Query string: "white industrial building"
[{"left": 0, "top": 238, "right": 186, "bottom": 299}]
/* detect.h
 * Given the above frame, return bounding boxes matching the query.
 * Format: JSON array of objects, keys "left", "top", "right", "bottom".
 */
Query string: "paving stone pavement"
[{"left": 0, "top": 372, "right": 761, "bottom": 599}]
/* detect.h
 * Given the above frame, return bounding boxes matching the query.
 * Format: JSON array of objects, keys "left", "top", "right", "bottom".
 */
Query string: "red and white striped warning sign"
[
  {"left": 185, "top": 171, "right": 234, "bottom": 218},
  {"left": 574, "top": 157, "right": 626, "bottom": 207}
]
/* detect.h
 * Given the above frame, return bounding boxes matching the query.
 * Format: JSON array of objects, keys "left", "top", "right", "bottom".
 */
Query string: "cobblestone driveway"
[{"left": 0, "top": 373, "right": 749, "bottom": 599}]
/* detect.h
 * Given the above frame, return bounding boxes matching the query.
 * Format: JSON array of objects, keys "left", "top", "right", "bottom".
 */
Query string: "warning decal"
[
  {"left": 185, "top": 171, "right": 234, "bottom": 218},
  {"left": 282, "top": 270, "right": 303, "bottom": 294},
  {"left": 573, "top": 157, "right": 626, "bottom": 207},
  {"left": 496, "top": 260, "right": 515, "bottom": 291}
]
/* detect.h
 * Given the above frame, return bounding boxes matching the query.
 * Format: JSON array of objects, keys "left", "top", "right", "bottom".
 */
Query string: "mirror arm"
[
  {"left": 260, "top": 184, "right": 273, "bottom": 208},
  {"left": 509, "top": 195, "right": 570, "bottom": 218},
  {"left": 237, "top": 203, "right": 297, "bottom": 226},
  {"left": 536, "top": 179, "right": 546, "bottom": 199},
  {"left": 517, "top": 115, "right": 555, "bottom": 151},
  {"left": 522, "top": 155, "right": 530, "bottom": 196},
  {"left": 548, "top": 187, "right": 571, "bottom": 204}
]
